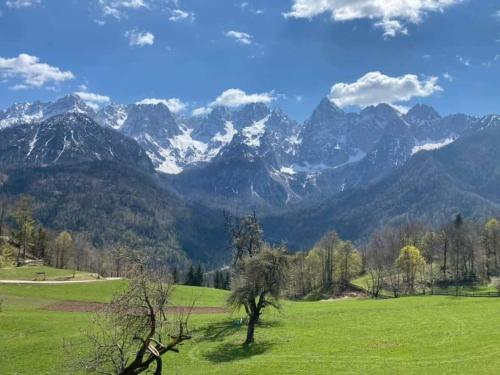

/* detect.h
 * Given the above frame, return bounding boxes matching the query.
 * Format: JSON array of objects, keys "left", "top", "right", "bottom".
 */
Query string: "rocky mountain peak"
[
  {"left": 44, "top": 94, "right": 95, "bottom": 119},
  {"left": 406, "top": 104, "right": 441, "bottom": 122}
]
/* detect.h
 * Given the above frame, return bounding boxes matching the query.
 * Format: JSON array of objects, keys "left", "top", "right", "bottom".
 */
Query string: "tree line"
[{"left": 363, "top": 215, "right": 500, "bottom": 297}]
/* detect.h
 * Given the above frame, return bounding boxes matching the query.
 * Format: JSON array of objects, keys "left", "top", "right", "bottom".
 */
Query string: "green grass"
[
  {"left": 0, "top": 281, "right": 228, "bottom": 306},
  {"left": 0, "top": 265, "right": 97, "bottom": 281},
  {"left": 0, "top": 282, "right": 499, "bottom": 374}
]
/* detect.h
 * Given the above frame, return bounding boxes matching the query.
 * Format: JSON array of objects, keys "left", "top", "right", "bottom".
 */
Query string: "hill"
[
  {"left": 263, "top": 122, "right": 500, "bottom": 249},
  {"left": 0, "top": 113, "right": 228, "bottom": 265}
]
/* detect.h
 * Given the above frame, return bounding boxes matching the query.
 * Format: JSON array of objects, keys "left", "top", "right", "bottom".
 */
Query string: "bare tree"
[
  {"left": 73, "top": 267, "right": 191, "bottom": 375},
  {"left": 225, "top": 211, "right": 263, "bottom": 266}
]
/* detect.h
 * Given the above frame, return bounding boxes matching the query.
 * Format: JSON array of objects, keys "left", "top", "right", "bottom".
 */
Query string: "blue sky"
[{"left": 0, "top": 0, "right": 499, "bottom": 121}]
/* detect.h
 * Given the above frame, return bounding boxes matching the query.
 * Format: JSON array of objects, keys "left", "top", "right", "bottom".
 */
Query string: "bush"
[
  {"left": 492, "top": 277, "right": 500, "bottom": 291},
  {"left": 304, "top": 289, "right": 329, "bottom": 301}
]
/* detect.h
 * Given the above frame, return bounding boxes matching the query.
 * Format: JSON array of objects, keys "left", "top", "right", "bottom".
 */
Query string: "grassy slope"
[
  {"left": 0, "top": 282, "right": 499, "bottom": 374},
  {"left": 0, "top": 266, "right": 97, "bottom": 281}
]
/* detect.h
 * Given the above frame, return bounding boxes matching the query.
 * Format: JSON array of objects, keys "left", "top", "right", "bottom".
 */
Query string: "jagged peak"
[
  {"left": 42, "top": 111, "right": 96, "bottom": 126},
  {"left": 406, "top": 104, "right": 441, "bottom": 121},
  {"left": 317, "top": 97, "right": 343, "bottom": 113},
  {"left": 304, "top": 97, "right": 345, "bottom": 128},
  {"left": 360, "top": 103, "right": 400, "bottom": 118},
  {"left": 234, "top": 102, "right": 270, "bottom": 117}
]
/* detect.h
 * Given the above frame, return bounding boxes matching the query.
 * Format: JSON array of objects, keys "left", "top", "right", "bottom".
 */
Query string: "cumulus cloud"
[
  {"left": 210, "top": 88, "right": 275, "bottom": 107},
  {"left": 125, "top": 29, "right": 155, "bottom": 46},
  {"left": 191, "top": 89, "right": 275, "bottom": 116},
  {"left": 169, "top": 8, "right": 194, "bottom": 22},
  {"left": 329, "top": 71, "right": 442, "bottom": 108},
  {"left": 284, "top": 0, "right": 461, "bottom": 37},
  {"left": 6, "top": 0, "right": 40, "bottom": 8},
  {"left": 75, "top": 91, "right": 111, "bottom": 110},
  {"left": 0, "top": 53, "right": 74, "bottom": 90},
  {"left": 136, "top": 97, "right": 187, "bottom": 113},
  {"left": 97, "top": 0, "right": 150, "bottom": 19},
  {"left": 224, "top": 30, "right": 253, "bottom": 45}
]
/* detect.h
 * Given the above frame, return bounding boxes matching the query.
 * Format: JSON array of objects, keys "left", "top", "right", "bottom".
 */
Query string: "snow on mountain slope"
[
  {"left": 0, "top": 95, "right": 486, "bottom": 211},
  {"left": 411, "top": 137, "right": 456, "bottom": 155},
  {"left": 95, "top": 104, "right": 129, "bottom": 129},
  {"left": 242, "top": 115, "right": 269, "bottom": 147},
  {"left": 0, "top": 112, "right": 154, "bottom": 172},
  {"left": 0, "top": 95, "right": 95, "bottom": 130}
]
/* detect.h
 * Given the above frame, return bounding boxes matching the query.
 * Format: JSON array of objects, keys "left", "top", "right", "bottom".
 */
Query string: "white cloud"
[
  {"left": 240, "top": 2, "right": 264, "bottom": 15},
  {"left": 192, "top": 106, "right": 211, "bottom": 117},
  {"left": 389, "top": 104, "right": 409, "bottom": 114},
  {"left": 97, "top": 0, "right": 149, "bottom": 19},
  {"left": 494, "top": 10, "right": 500, "bottom": 19},
  {"left": 457, "top": 55, "right": 471, "bottom": 67},
  {"left": 169, "top": 8, "right": 194, "bottom": 22},
  {"left": 284, "top": 0, "right": 461, "bottom": 37},
  {"left": 6, "top": 0, "right": 40, "bottom": 8},
  {"left": 136, "top": 97, "right": 187, "bottom": 113},
  {"left": 329, "top": 71, "right": 442, "bottom": 108},
  {"left": 225, "top": 30, "right": 253, "bottom": 45},
  {"left": 375, "top": 19, "right": 407, "bottom": 38},
  {"left": 75, "top": 91, "right": 111, "bottom": 110},
  {"left": 191, "top": 88, "right": 275, "bottom": 116},
  {"left": 443, "top": 72, "right": 453, "bottom": 82},
  {"left": 210, "top": 88, "right": 275, "bottom": 107},
  {"left": 125, "top": 29, "right": 155, "bottom": 46},
  {"left": 0, "top": 53, "right": 74, "bottom": 89}
]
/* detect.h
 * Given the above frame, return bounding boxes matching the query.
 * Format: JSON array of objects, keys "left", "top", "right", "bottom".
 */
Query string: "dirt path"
[
  {"left": 43, "top": 301, "right": 227, "bottom": 314},
  {"left": 0, "top": 278, "right": 122, "bottom": 284}
]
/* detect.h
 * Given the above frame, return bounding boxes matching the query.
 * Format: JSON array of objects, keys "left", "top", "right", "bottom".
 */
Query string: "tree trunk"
[{"left": 245, "top": 314, "right": 258, "bottom": 345}]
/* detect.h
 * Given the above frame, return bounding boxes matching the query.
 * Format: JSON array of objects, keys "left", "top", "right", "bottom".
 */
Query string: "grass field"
[
  {"left": 1, "top": 271, "right": 499, "bottom": 374},
  {"left": 0, "top": 265, "right": 98, "bottom": 281}
]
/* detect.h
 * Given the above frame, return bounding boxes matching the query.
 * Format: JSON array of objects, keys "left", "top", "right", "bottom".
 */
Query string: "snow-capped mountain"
[
  {"left": 169, "top": 107, "right": 301, "bottom": 211},
  {"left": 0, "top": 94, "right": 486, "bottom": 212},
  {"left": 94, "top": 103, "right": 129, "bottom": 130},
  {"left": 0, "top": 112, "right": 153, "bottom": 172},
  {"left": 0, "top": 94, "right": 95, "bottom": 130}
]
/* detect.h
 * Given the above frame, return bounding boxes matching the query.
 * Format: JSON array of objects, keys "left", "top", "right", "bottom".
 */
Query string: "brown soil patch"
[{"left": 42, "top": 301, "right": 227, "bottom": 314}]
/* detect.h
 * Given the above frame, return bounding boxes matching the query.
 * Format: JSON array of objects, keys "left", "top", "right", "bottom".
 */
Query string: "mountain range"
[{"left": 1, "top": 94, "right": 499, "bottom": 260}]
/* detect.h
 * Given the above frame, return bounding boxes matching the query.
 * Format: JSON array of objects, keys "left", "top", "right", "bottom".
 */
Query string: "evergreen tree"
[
  {"left": 223, "top": 271, "right": 231, "bottom": 290},
  {"left": 195, "top": 264, "right": 204, "bottom": 286},
  {"left": 213, "top": 270, "right": 221, "bottom": 289},
  {"left": 171, "top": 266, "right": 179, "bottom": 284},
  {"left": 185, "top": 265, "right": 196, "bottom": 286},
  {"left": 33, "top": 226, "right": 47, "bottom": 260}
]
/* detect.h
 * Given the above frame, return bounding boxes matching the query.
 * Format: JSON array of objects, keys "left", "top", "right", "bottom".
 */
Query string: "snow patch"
[
  {"left": 281, "top": 149, "right": 367, "bottom": 176},
  {"left": 411, "top": 138, "right": 455, "bottom": 155},
  {"left": 212, "top": 121, "right": 237, "bottom": 144},
  {"left": 242, "top": 116, "right": 269, "bottom": 147}
]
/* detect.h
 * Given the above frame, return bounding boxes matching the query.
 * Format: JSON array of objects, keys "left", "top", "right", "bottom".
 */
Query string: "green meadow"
[{"left": 1, "top": 273, "right": 499, "bottom": 374}]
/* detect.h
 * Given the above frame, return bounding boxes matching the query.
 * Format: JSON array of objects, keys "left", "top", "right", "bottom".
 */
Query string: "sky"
[{"left": 0, "top": 0, "right": 499, "bottom": 121}]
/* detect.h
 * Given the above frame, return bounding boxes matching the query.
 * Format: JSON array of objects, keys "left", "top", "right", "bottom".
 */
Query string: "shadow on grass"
[
  {"left": 202, "top": 341, "right": 274, "bottom": 363},
  {"left": 195, "top": 318, "right": 281, "bottom": 342},
  {"left": 195, "top": 319, "right": 279, "bottom": 363}
]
